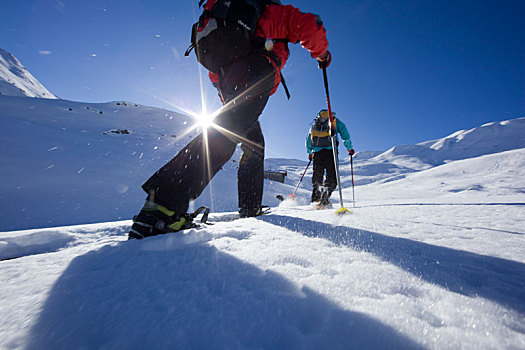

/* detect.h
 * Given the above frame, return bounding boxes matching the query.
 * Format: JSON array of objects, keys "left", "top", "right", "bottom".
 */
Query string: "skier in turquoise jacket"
[{"left": 306, "top": 109, "right": 354, "bottom": 207}]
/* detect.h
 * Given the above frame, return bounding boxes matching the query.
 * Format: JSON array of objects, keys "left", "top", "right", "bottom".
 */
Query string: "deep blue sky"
[{"left": 2, "top": 0, "right": 524, "bottom": 159}]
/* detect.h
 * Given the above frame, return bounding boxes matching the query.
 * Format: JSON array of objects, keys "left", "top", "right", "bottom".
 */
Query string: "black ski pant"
[
  {"left": 311, "top": 148, "right": 337, "bottom": 203},
  {"left": 142, "top": 54, "right": 276, "bottom": 215}
]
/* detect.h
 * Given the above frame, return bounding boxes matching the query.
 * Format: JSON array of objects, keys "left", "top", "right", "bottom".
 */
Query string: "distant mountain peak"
[
  {"left": 376, "top": 117, "right": 525, "bottom": 167},
  {"left": 0, "top": 48, "right": 57, "bottom": 99}
]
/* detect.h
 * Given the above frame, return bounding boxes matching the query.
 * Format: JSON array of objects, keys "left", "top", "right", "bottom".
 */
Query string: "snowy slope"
[
  {"left": 355, "top": 148, "right": 525, "bottom": 205},
  {"left": 0, "top": 49, "right": 57, "bottom": 99},
  {"left": 338, "top": 117, "right": 525, "bottom": 187},
  {"left": 381, "top": 118, "right": 525, "bottom": 165},
  {"left": 1, "top": 90, "right": 524, "bottom": 231},
  {"left": 0, "top": 94, "right": 305, "bottom": 231},
  {"left": 1, "top": 92, "right": 524, "bottom": 347},
  {"left": 0, "top": 95, "right": 198, "bottom": 230}
]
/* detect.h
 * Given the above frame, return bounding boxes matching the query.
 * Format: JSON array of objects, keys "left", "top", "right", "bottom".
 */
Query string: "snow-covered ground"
[
  {"left": 1, "top": 168, "right": 524, "bottom": 348},
  {"left": 1, "top": 49, "right": 524, "bottom": 348}
]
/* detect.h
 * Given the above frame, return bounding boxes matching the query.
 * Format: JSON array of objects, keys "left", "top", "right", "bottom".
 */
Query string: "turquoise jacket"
[{"left": 306, "top": 117, "right": 353, "bottom": 154}]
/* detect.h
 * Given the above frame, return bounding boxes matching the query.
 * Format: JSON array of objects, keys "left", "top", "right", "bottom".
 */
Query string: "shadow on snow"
[
  {"left": 261, "top": 215, "right": 525, "bottom": 315},
  {"left": 27, "top": 235, "right": 422, "bottom": 349},
  {"left": 356, "top": 203, "right": 525, "bottom": 235}
]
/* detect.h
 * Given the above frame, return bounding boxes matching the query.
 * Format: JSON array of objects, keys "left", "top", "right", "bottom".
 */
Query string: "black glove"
[
  {"left": 348, "top": 149, "right": 355, "bottom": 156},
  {"left": 308, "top": 153, "right": 313, "bottom": 161},
  {"left": 317, "top": 50, "right": 332, "bottom": 69}
]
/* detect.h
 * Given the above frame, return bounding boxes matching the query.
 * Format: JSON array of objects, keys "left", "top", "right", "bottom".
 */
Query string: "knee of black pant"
[{"left": 240, "top": 147, "right": 264, "bottom": 167}]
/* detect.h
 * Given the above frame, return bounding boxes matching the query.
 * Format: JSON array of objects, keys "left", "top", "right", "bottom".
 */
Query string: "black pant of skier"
[
  {"left": 311, "top": 148, "right": 337, "bottom": 207},
  {"left": 128, "top": 55, "right": 275, "bottom": 239}
]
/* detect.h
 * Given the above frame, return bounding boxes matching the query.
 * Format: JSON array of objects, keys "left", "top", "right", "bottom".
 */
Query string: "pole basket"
[{"left": 335, "top": 207, "right": 352, "bottom": 215}]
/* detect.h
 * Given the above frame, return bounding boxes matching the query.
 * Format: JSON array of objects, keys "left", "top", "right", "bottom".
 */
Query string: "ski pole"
[
  {"left": 322, "top": 66, "right": 349, "bottom": 214},
  {"left": 350, "top": 154, "right": 355, "bottom": 207},
  {"left": 289, "top": 159, "right": 312, "bottom": 199}
]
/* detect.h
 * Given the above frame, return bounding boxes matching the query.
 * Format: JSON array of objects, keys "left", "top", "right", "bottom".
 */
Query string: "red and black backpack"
[{"left": 185, "top": 0, "right": 280, "bottom": 73}]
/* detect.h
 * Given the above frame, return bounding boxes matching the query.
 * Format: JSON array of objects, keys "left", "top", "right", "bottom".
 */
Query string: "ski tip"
[{"left": 335, "top": 207, "right": 352, "bottom": 215}]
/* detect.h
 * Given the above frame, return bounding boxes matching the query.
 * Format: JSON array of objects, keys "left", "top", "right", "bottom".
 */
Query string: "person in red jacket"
[{"left": 129, "top": 1, "right": 332, "bottom": 239}]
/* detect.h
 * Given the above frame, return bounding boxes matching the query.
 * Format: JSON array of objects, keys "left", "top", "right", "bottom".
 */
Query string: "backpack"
[
  {"left": 185, "top": 0, "right": 276, "bottom": 73},
  {"left": 311, "top": 116, "right": 338, "bottom": 148}
]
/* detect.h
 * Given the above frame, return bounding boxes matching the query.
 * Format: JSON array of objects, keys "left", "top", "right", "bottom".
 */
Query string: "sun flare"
[{"left": 196, "top": 109, "right": 215, "bottom": 129}]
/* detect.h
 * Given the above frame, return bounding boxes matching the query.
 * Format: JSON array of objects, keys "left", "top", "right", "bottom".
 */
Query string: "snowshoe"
[
  {"left": 315, "top": 201, "right": 333, "bottom": 210},
  {"left": 239, "top": 205, "right": 271, "bottom": 218},
  {"left": 128, "top": 201, "right": 209, "bottom": 240}
]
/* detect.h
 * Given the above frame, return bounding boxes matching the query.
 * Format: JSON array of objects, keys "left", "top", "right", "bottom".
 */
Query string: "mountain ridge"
[{"left": 0, "top": 48, "right": 57, "bottom": 99}]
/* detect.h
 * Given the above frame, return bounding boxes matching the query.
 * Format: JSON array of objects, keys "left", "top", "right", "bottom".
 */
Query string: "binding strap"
[{"left": 190, "top": 206, "right": 211, "bottom": 223}]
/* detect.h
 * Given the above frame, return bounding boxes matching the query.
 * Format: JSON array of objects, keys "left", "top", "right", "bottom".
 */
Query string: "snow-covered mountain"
[
  {"left": 0, "top": 48, "right": 57, "bottom": 99},
  {"left": 339, "top": 118, "right": 525, "bottom": 187},
  {"left": 1, "top": 89, "right": 524, "bottom": 231},
  {"left": 378, "top": 118, "right": 525, "bottom": 166}
]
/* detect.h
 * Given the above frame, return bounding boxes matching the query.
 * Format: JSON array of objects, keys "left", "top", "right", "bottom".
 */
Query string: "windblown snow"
[{"left": 0, "top": 59, "right": 524, "bottom": 349}]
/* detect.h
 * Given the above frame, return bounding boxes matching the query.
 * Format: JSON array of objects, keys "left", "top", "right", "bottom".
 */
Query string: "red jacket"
[{"left": 209, "top": 4, "right": 329, "bottom": 95}]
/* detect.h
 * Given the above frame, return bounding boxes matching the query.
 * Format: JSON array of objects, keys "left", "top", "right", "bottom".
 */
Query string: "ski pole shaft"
[
  {"left": 351, "top": 154, "right": 355, "bottom": 207},
  {"left": 322, "top": 66, "right": 345, "bottom": 209},
  {"left": 292, "top": 159, "right": 312, "bottom": 196},
  {"left": 331, "top": 136, "right": 345, "bottom": 208},
  {"left": 322, "top": 67, "right": 335, "bottom": 133}
]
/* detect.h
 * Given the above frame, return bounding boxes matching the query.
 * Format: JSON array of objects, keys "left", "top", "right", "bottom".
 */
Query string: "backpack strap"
[
  {"left": 279, "top": 72, "right": 290, "bottom": 100},
  {"left": 253, "top": 37, "right": 291, "bottom": 99},
  {"left": 272, "top": 39, "right": 290, "bottom": 99},
  {"left": 264, "top": 48, "right": 290, "bottom": 99}
]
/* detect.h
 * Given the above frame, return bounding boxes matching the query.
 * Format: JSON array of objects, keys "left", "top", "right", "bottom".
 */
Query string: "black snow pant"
[
  {"left": 311, "top": 148, "right": 337, "bottom": 204},
  {"left": 142, "top": 54, "right": 276, "bottom": 216}
]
